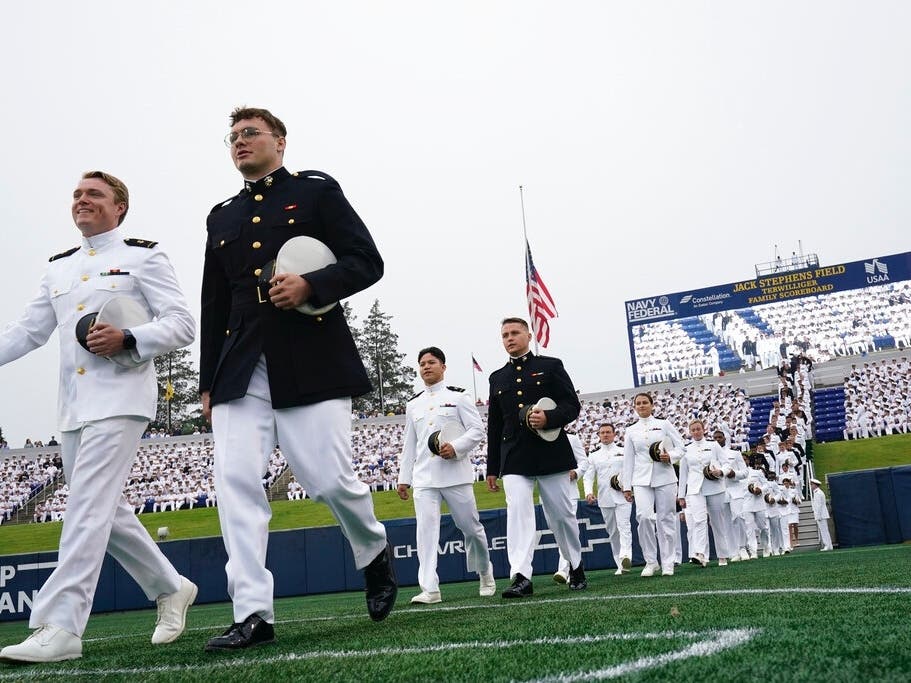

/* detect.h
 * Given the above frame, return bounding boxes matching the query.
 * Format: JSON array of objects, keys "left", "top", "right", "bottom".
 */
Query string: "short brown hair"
[
  {"left": 500, "top": 317, "right": 529, "bottom": 330},
  {"left": 230, "top": 106, "right": 287, "bottom": 137},
  {"left": 82, "top": 171, "right": 129, "bottom": 225}
]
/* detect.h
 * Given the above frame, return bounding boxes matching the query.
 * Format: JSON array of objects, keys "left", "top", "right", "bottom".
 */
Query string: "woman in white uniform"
[{"left": 621, "top": 393, "right": 685, "bottom": 577}]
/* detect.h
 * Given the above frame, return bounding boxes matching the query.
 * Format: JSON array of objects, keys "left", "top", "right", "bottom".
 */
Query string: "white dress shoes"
[
  {"left": 410, "top": 591, "right": 442, "bottom": 604},
  {"left": 152, "top": 576, "right": 198, "bottom": 644},
  {"left": 0, "top": 624, "right": 82, "bottom": 663},
  {"left": 640, "top": 563, "right": 660, "bottom": 577},
  {"left": 479, "top": 567, "right": 497, "bottom": 597}
]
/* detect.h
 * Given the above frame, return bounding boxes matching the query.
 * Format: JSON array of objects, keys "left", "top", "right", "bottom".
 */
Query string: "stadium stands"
[
  {"left": 0, "top": 452, "right": 61, "bottom": 525},
  {"left": 631, "top": 282, "right": 910, "bottom": 386},
  {"left": 841, "top": 357, "right": 911, "bottom": 439},
  {"left": 728, "top": 281, "right": 911, "bottom": 369},
  {"left": 5, "top": 351, "right": 909, "bottom": 525}
]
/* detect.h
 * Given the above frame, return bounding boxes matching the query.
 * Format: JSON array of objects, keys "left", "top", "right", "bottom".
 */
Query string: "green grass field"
[
  {"left": 1, "top": 544, "right": 909, "bottom": 681},
  {"left": 811, "top": 433, "right": 911, "bottom": 482}
]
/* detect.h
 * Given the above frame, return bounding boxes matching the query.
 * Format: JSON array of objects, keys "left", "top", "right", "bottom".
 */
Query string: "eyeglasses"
[{"left": 224, "top": 127, "right": 281, "bottom": 147}]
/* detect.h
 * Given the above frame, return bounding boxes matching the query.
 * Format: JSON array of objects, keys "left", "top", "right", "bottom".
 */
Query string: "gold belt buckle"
[{"left": 257, "top": 284, "right": 268, "bottom": 304}]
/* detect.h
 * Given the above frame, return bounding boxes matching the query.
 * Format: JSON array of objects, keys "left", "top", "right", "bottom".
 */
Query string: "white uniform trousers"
[
  {"left": 29, "top": 417, "right": 181, "bottom": 637},
  {"left": 212, "top": 357, "right": 387, "bottom": 623},
  {"left": 817, "top": 519, "right": 833, "bottom": 550},
  {"left": 503, "top": 473, "right": 581, "bottom": 579},
  {"left": 728, "top": 498, "right": 748, "bottom": 551},
  {"left": 412, "top": 484, "right": 491, "bottom": 593},
  {"left": 704, "top": 492, "right": 733, "bottom": 559},
  {"left": 684, "top": 495, "right": 709, "bottom": 559},
  {"left": 742, "top": 509, "right": 767, "bottom": 553},
  {"left": 633, "top": 483, "right": 677, "bottom": 572},
  {"left": 767, "top": 513, "right": 783, "bottom": 552},
  {"left": 600, "top": 503, "right": 633, "bottom": 568},
  {"left": 779, "top": 516, "right": 793, "bottom": 551}
]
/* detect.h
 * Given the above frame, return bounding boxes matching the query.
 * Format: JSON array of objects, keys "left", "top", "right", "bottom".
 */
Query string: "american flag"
[
  {"left": 525, "top": 240, "right": 558, "bottom": 348},
  {"left": 472, "top": 355, "right": 483, "bottom": 373}
]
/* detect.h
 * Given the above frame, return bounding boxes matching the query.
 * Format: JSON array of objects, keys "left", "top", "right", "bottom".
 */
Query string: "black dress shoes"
[
  {"left": 569, "top": 562, "right": 587, "bottom": 591},
  {"left": 205, "top": 614, "right": 275, "bottom": 652},
  {"left": 502, "top": 573, "right": 533, "bottom": 598},
  {"left": 365, "top": 542, "right": 398, "bottom": 622}
]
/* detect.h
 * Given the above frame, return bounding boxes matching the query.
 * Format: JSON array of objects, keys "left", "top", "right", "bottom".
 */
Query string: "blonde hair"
[{"left": 81, "top": 171, "right": 129, "bottom": 225}]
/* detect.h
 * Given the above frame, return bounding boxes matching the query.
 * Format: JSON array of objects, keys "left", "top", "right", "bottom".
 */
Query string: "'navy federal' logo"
[
  {"left": 864, "top": 258, "right": 889, "bottom": 284},
  {"left": 626, "top": 295, "right": 675, "bottom": 322}
]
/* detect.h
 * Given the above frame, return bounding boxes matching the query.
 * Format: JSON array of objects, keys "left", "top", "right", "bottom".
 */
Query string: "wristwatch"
[{"left": 122, "top": 329, "right": 137, "bottom": 350}]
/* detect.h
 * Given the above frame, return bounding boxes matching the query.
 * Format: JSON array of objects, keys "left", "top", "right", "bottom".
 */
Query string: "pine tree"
[
  {"left": 152, "top": 348, "right": 202, "bottom": 434},
  {"left": 351, "top": 299, "right": 416, "bottom": 416}
]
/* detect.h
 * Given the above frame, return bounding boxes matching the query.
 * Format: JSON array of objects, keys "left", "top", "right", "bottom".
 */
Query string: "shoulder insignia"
[
  {"left": 408, "top": 390, "right": 425, "bottom": 402},
  {"left": 124, "top": 238, "right": 158, "bottom": 248},
  {"left": 447, "top": 386, "right": 466, "bottom": 393},
  {"left": 210, "top": 193, "right": 241, "bottom": 214},
  {"left": 293, "top": 169, "right": 339, "bottom": 184},
  {"left": 49, "top": 246, "right": 79, "bottom": 262}
]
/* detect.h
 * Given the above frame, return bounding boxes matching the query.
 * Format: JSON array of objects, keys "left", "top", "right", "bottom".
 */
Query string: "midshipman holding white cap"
[
  {"left": 397, "top": 346, "right": 495, "bottom": 604},
  {"left": 0, "top": 171, "right": 197, "bottom": 664}
]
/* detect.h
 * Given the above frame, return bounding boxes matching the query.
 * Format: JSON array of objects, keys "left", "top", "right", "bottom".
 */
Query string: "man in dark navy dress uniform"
[
  {"left": 200, "top": 107, "right": 396, "bottom": 651},
  {"left": 486, "top": 317, "right": 587, "bottom": 597}
]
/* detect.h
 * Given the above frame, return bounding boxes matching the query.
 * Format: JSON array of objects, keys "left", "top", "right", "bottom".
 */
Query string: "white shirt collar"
[{"left": 81, "top": 226, "right": 122, "bottom": 251}]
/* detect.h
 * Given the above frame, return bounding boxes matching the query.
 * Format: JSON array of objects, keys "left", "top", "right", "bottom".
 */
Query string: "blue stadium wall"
[
  {"left": 2, "top": 503, "right": 673, "bottom": 623},
  {"left": 624, "top": 250, "right": 911, "bottom": 386},
  {"left": 828, "top": 465, "right": 911, "bottom": 548}
]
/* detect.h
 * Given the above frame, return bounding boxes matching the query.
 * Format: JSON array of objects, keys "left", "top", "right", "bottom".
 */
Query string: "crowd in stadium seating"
[
  {"left": 632, "top": 321, "right": 716, "bottom": 385},
  {"left": 0, "top": 452, "right": 61, "bottom": 524},
  {"left": 572, "top": 383, "right": 752, "bottom": 452},
  {"left": 737, "top": 282, "right": 911, "bottom": 367},
  {"left": 631, "top": 282, "right": 910, "bottom": 384},
  {"left": 842, "top": 357, "right": 911, "bottom": 439},
  {"left": 0, "top": 377, "right": 821, "bottom": 526}
]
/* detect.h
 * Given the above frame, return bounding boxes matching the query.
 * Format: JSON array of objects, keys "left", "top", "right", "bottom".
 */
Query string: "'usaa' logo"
[{"left": 864, "top": 259, "right": 889, "bottom": 284}]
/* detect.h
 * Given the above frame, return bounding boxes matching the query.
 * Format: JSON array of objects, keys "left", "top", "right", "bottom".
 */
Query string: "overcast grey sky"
[{"left": 0, "top": 1, "right": 908, "bottom": 445}]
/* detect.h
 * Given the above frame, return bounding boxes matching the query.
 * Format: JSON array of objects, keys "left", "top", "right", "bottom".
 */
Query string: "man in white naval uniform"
[
  {"left": 810, "top": 478, "right": 833, "bottom": 551},
  {"left": 677, "top": 420, "right": 732, "bottom": 567},
  {"left": 741, "top": 457, "right": 771, "bottom": 558},
  {"left": 0, "top": 172, "right": 197, "bottom": 664},
  {"left": 764, "top": 476, "right": 785, "bottom": 556},
  {"left": 713, "top": 430, "right": 750, "bottom": 561},
  {"left": 397, "top": 347, "right": 496, "bottom": 604},
  {"left": 582, "top": 423, "right": 633, "bottom": 575}
]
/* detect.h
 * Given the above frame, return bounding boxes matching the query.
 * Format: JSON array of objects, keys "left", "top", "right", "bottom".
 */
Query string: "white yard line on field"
[
  {"left": 0, "top": 628, "right": 760, "bottom": 680},
  {"left": 523, "top": 628, "right": 759, "bottom": 682}
]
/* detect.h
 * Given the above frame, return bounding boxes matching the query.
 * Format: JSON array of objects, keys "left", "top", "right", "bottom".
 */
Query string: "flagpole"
[
  {"left": 519, "top": 185, "right": 539, "bottom": 354},
  {"left": 471, "top": 353, "right": 478, "bottom": 403}
]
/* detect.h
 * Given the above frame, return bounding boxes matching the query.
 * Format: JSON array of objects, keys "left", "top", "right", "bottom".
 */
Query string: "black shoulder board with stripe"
[
  {"left": 409, "top": 390, "right": 425, "bottom": 401},
  {"left": 210, "top": 192, "right": 241, "bottom": 214},
  {"left": 124, "top": 238, "right": 158, "bottom": 248},
  {"left": 294, "top": 169, "right": 338, "bottom": 184},
  {"left": 49, "top": 246, "right": 79, "bottom": 262},
  {"left": 447, "top": 386, "right": 466, "bottom": 392}
]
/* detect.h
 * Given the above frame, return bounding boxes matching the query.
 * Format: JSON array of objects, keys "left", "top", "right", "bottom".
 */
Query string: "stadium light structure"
[{"left": 755, "top": 241, "right": 819, "bottom": 277}]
